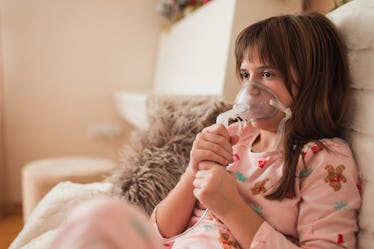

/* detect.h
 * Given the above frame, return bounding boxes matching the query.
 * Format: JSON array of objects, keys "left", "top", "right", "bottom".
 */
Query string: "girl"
[
  {"left": 52, "top": 13, "right": 361, "bottom": 249},
  {"left": 152, "top": 12, "right": 361, "bottom": 249}
]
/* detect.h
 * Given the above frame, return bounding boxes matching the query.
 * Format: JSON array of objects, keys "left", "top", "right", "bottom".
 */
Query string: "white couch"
[{"left": 327, "top": 0, "right": 374, "bottom": 248}]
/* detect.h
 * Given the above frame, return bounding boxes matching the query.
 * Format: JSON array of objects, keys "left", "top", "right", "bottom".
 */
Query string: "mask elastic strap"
[{"left": 269, "top": 99, "right": 292, "bottom": 150}]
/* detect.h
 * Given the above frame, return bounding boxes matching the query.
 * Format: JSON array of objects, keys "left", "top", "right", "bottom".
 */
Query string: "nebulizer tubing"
[
  {"left": 161, "top": 112, "right": 244, "bottom": 244},
  {"left": 161, "top": 105, "right": 250, "bottom": 243},
  {"left": 162, "top": 81, "right": 291, "bottom": 243}
]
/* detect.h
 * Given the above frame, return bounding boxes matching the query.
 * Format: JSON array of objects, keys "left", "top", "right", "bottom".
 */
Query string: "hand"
[
  {"left": 188, "top": 124, "right": 238, "bottom": 173},
  {"left": 192, "top": 161, "right": 242, "bottom": 218}
]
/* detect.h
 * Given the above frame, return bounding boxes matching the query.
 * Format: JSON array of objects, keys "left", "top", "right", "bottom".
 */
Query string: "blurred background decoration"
[
  {"left": 333, "top": 0, "right": 351, "bottom": 9},
  {"left": 158, "top": 0, "right": 353, "bottom": 25},
  {"left": 157, "top": 0, "right": 213, "bottom": 25}
]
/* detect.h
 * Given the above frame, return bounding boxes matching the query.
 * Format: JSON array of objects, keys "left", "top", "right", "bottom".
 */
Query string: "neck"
[{"left": 252, "top": 130, "right": 279, "bottom": 152}]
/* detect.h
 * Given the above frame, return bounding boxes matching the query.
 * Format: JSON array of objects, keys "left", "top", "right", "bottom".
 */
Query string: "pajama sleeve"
[
  {"left": 250, "top": 139, "right": 361, "bottom": 249},
  {"left": 149, "top": 205, "right": 175, "bottom": 248}
]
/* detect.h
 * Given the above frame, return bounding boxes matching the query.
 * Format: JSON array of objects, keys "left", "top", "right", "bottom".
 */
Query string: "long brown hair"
[{"left": 235, "top": 13, "right": 351, "bottom": 199}]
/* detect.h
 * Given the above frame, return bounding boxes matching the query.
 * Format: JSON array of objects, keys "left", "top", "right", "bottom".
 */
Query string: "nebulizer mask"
[{"left": 217, "top": 80, "right": 292, "bottom": 149}]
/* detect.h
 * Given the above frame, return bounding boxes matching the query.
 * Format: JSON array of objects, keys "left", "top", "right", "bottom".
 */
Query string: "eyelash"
[
  {"left": 263, "top": 71, "right": 272, "bottom": 78},
  {"left": 240, "top": 71, "right": 273, "bottom": 80},
  {"left": 241, "top": 72, "right": 250, "bottom": 80}
]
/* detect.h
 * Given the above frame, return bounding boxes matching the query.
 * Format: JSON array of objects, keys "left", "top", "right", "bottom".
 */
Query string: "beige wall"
[
  {"left": 0, "top": 0, "right": 161, "bottom": 203},
  {"left": 0, "top": 12, "right": 4, "bottom": 215},
  {"left": 303, "top": 0, "right": 335, "bottom": 14}
]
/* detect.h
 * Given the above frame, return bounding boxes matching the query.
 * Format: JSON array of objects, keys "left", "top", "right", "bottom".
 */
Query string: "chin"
[{"left": 250, "top": 117, "right": 282, "bottom": 132}]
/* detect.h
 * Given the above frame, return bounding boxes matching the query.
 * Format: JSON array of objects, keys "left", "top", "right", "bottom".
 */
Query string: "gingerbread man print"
[
  {"left": 324, "top": 164, "right": 347, "bottom": 191},
  {"left": 218, "top": 231, "right": 240, "bottom": 249},
  {"left": 251, "top": 178, "right": 270, "bottom": 195}
]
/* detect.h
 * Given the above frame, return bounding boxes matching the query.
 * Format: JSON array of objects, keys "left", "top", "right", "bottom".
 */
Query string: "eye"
[
  {"left": 241, "top": 72, "right": 250, "bottom": 80},
  {"left": 262, "top": 71, "right": 272, "bottom": 78}
]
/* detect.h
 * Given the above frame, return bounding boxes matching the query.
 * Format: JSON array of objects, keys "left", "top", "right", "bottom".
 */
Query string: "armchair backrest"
[{"left": 328, "top": 1, "right": 374, "bottom": 248}]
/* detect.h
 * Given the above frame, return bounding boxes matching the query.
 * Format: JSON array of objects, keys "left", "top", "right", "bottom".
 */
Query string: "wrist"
[
  {"left": 220, "top": 199, "right": 263, "bottom": 246},
  {"left": 185, "top": 162, "right": 197, "bottom": 176},
  {"left": 181, "top": 165, "right": 196, "bottom": 184},
  {"left": 220, "top": 197, "right": 248, "bottom": 221}
]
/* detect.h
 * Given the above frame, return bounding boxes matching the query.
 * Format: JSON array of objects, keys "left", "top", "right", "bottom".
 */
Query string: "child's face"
[{"left": 239, "top": 49, "right": 293, "bottom": 132}]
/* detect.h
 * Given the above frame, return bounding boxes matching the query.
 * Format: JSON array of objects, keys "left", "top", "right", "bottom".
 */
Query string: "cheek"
[
  {"left": 281, "top": 84, "right": 294, "bottom": 107},
  {"left": 277, "top": 89, "right": 293, "bottom": 109}
]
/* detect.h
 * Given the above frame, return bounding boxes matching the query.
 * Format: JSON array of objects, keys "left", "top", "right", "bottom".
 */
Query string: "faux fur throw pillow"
[{"left": 107, "top": 95, "right": 231, "bottom": 215}]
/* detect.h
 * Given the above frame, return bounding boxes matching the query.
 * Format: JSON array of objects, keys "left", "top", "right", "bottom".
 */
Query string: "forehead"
[
  {"left": 240, "top": 49, "right": 275, "bottom": 70},
  {"left": 240, "top": 47, "right": 269, "bottom": 67}
]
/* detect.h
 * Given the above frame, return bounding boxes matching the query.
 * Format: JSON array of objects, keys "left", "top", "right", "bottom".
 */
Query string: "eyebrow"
[{"left": 239, "top": 65, "right": 276, "bottom": 71}]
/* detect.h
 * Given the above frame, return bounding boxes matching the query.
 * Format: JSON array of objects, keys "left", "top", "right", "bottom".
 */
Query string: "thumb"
[{"left": 230, "top": 135, "right": 239, "bottom": 145}]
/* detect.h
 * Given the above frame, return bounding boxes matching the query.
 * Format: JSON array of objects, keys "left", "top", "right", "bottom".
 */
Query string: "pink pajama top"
[{"left": 152, "top": 124, "right": 361, "bottom": 249}]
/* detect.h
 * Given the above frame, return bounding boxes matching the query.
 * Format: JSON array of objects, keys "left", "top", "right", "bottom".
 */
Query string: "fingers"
[
  {"left": 205, "top": 124, "right": 231, "bottom": 141},
  {"left": 192, "top": 162, "right": 236, "bottom": 210},
  {"left": 196, "top": 125, "right": 233, "bottom": 159},
  {"left": 230, "top": 135, "right": 239, "bottom": 146},
  {"left": 192, "top": 165, "right": 213, "bottom": 200},
  {"left": 193, "top": 162, "right": 218, "bottom": 188},
  {"left": 197, "top": 161, "right": 225, "bottom": 171},
  {"left": 189, "top": 124, "right": 236, "bottom": 173},
  {"left": 192, "top": 172, "right": 205, "bottom": 189},
  {"left": 190, "top": 148, "right": 229, "bottom": 168},
  {"left": 194, "top": 133, "right": 233, "bottom": 160}
]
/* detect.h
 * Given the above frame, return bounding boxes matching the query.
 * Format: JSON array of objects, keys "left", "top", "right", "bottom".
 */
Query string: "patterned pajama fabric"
[{"left": 152, "top": 124, "right": 361, "bottom": 249}]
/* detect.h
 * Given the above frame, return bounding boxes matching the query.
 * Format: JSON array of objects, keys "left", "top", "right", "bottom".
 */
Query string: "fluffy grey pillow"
[{"left": 107, "top": 95, "right": 231, "bottom": 215}]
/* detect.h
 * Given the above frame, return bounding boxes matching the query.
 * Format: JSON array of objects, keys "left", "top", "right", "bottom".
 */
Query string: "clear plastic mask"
[
  {"left": 216, "top": 80, "right": 292, "bottom": 150},
  {"left": 234, "top": 81, "right": 280, "bottom": 121},
  {"left": 217, "top": 81, "right": 291, "bottom": 127}
]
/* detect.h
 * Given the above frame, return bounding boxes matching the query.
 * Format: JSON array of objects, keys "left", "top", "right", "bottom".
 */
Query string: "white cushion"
[
  {"left": 348, "top": 50, "right": 374, "bottom": 90},
  {"left": 327, "top": 0, "right": 374, "bottom": 51},
  {"left": 345, "top": 89, "right": 374, "bottom": 136},
  {"left": 328, "top": 1, "right": 374, "bottom": 248}
]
